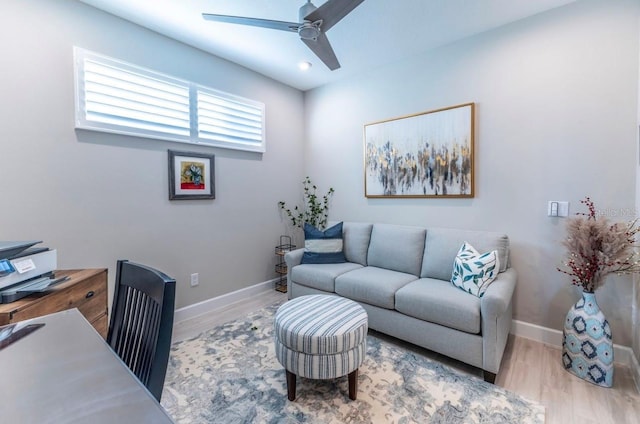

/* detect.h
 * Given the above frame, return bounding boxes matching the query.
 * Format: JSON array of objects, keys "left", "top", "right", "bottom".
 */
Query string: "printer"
[{"left": 0, "top": 241, "right": 64, "bottom": 303}]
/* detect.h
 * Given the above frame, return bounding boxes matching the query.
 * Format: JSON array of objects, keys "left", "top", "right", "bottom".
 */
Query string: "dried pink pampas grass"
[{"left": 557, "top": 197, "right": 640, "bottom": 293}]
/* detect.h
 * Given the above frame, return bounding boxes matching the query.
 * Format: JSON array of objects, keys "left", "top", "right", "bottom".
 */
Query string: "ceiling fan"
[{"left": 202, "top": 0, "right": 366, "bottom": 71}]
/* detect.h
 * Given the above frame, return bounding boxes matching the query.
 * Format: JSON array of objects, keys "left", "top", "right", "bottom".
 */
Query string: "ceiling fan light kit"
[
  {"left": 298, "top": 22, "right": 321, "bottom": 41},
  {"left": 202, "top": 0, "right": 366, "bottom": 71}
]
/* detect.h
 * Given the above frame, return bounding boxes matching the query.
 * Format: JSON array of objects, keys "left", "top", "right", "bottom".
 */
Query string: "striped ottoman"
[{"left": 274, "top": 295, "right": 368, "bottom": 401}]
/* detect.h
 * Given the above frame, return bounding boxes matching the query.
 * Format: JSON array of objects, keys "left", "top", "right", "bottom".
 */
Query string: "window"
[
  {"left": 197, "top": 88, "right": 264, "bottom": 149},
  {"left": 74, "top": 47, "right": 265, "bottom": 153}
]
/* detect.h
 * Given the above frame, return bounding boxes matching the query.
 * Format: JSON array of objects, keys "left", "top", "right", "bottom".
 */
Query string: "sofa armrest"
[
  {"left": 480, "top": 268, "right": 517, "bottom": 319},
  {"left": 284, "top": 248, "right": 304, "bottom": 268},
  {"left": 480, "top": 267, "right": 517, "bottom": 375},
  {"left": 284, "top": 248, "right": 305, "bottom": 299}
]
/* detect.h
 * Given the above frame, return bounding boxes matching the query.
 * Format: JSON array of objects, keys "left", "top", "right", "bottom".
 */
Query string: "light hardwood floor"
[{"left": 172, "top": 291, "right": 640, "bottom": 424}]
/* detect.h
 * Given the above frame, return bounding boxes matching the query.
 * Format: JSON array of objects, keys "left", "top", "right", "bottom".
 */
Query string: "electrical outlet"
[{"left": 190, "top": 273, "right": 199, "bottom": 287}]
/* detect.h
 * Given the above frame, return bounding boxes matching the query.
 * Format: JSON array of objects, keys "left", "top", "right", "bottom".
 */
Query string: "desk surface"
[{"left": 0, "top": 308, "right": 174, "bottom": 423}]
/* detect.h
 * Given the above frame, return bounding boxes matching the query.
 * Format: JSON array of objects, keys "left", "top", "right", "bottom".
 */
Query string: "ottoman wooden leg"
[
  {"left": 348, "top": 369, "right": 358, "bottom": 400},
  {"left": 286, "top": 370, "right": 297, "bottom": 401}
]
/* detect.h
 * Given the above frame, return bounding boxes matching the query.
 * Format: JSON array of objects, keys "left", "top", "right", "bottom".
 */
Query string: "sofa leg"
[{"left": 483, "top": 370, "right": 497, "bottom": 384}]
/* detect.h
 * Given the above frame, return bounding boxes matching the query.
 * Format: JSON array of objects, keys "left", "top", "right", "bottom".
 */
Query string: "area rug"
[{"left": 161, "top": 303, "right": 544, "bottom": 424}]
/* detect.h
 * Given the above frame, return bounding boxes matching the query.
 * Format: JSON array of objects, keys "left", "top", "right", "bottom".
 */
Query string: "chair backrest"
[{"left": 107, "top": 260, "right": 176, "bottom": 402}]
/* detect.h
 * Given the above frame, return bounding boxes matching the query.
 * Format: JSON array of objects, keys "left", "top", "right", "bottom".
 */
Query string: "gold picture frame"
[{"left": 364, "top": 103, "right": 474, "bottom": 198}]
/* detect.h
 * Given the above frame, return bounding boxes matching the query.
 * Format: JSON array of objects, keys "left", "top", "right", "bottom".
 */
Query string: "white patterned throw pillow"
[{"left": 451, "top": 242, "right": 500, "bottom": 297}]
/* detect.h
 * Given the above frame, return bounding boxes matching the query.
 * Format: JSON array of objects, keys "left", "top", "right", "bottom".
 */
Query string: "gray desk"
[{"left": 0, "top": 308, "right": 174, "bottom": 423}]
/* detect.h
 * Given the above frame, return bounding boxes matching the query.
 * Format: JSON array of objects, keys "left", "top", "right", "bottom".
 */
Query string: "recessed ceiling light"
[{"left": 298, "top": 61, "right": 312, "bottom": 71}]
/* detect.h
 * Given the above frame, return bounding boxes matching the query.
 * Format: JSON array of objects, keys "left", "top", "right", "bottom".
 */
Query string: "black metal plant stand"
[{"left": 275, "top": 235, "right": 295, "bottom": 293}]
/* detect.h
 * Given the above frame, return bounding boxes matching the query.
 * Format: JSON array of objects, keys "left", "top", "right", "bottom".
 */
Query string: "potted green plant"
[
  {"left": 557, "top": 197, "right": 640, "bottom": 387},
  {"left": 278, "top": 176, "right": 334, "bottom": 229}
]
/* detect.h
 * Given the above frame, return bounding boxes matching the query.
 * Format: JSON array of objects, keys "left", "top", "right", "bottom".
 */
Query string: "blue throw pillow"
[{"left": 301, "top": 222, "right": 346, "bottom": 264}]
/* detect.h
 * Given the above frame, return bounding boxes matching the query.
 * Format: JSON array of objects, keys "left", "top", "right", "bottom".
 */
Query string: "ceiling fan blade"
[
  {"left": 302, "top": 32, "right": 340, "bottom": 71},
  {"left": 202, "top": 14, "right": 300, "bottom": 33},
  {"left": 304, "top": 0, "right": 365, "bottom": 32}
]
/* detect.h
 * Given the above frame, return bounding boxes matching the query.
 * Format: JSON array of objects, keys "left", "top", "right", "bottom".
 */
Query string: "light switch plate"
[{"left": 548, "top": 201, "right": 569, "bottom": 217}]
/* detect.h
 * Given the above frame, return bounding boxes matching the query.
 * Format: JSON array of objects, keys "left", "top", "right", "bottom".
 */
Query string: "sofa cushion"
[
  {"left": 367, "top": 224, "right": 426, "bottom": 276},
  {"left": 342, "top": 222, "right": 373, "bottom": 266},
  {"left": 335, "top": 266, "right": 417, "bottom": 310},
  {"left": 421, "top": 228, "right": 509, "bottom": 280},
  {"left": 291, "top": 262, "right": 362, "bottom": 292},
  {"left": 451, "top": 242, "right": 500, "bottom": 297},
  {"left": 301, "top": 222, "right": 346, "bottom": 264},
  {"left": 395, "top": 278, "right": 481, "bottom": 334}
]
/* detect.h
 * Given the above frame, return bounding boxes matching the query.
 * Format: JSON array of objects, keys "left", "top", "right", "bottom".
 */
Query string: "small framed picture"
[{"left": 168, "top": 150, "right": 215, "bottom": 200}]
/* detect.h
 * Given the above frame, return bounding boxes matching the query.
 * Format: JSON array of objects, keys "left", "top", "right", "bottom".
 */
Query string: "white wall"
[
  {"left": 304, "top": 0, "right": 640, "bottom": 345},
  {"left": 4, "top": 0, "right": 640, "bottom": 348},
  {"left": 634, "top": 11, "right": 640, "bottom": 363},
  {"left": 0, "top": 0, "right": 305, "bottom": 309}
]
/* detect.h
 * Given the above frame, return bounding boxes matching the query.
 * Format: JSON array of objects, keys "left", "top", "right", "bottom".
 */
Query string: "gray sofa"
[{"left": 284, "top": 222, "right": 516, "bottom": 383}]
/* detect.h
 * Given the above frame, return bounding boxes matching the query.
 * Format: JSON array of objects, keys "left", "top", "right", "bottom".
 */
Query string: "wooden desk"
[
  {"left": 0, "top": 269, "right": 108, "bottom": 338},
  {"left": 0, "top": 308, "right": 174, "bottom": 423}
]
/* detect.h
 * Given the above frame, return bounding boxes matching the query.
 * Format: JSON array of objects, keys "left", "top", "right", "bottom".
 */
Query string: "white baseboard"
[
  {"left": 174, "top": 278, "right": 278, "bottom": 323},
  {"left": 511, "top": 319, "right": 639, "bottom": 378},
  {"left": 630, "top": 348, "right": 640, "bottom": 392},
  {"left": 174, "top": 285, "right": 640, "bottom": 388},
  {"left": 511, "top": 319, "right": 563, "bottom": 347}
]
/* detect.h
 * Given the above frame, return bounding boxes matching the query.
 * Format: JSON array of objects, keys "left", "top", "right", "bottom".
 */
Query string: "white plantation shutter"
[
  {"left": 197, "top": 89, "right": 265, "bottom": 151},
  {"left": 197, "top": 88, "right": 264, "bottom": 150},
  {"left": 74, "top": 47, "right": 266, "bottom": 152},
  {"left": 75, "top": 48, "right": 191, "bottom": 141},
  {"left": 83, "top": 61, "right": 190, "bottom": 137}
]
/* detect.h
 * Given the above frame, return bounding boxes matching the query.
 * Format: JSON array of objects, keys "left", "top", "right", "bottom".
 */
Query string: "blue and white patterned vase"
[{"left": 562, "top": 291, "right": 613, "bottom": 387}]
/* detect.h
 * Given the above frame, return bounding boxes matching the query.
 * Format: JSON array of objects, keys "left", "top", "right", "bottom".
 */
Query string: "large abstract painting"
[{"left": 364, "top": 103, "right": 474, "bottom": 198}]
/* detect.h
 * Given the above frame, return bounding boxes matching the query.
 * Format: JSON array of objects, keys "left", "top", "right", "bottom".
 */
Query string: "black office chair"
[{"left": 107, "top": 260, "right": 176, "bottom": 402}]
